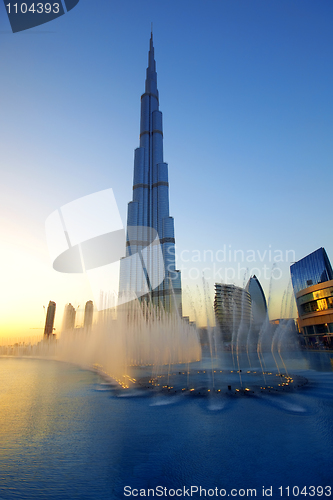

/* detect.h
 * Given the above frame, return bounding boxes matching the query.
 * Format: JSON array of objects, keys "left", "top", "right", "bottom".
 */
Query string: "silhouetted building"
[
  {"left": 63, "top": 303, "right": 76, "bottom": 331},
  {"left": 119, "top": 33, "right": 182, "bottom": 315},
  {"left": 84, "top": 301, "right": 94, "bottom": 330},
  {"left": 291, "top": 248, "right": 333, "bottom": 348},
  {"left": 44, "top": 301, "right": 56, "bottom": 337},
  {"left": 245, "top": 275, "right": 267, "bottom": 332},
  {"left": 214, "top": 284, "right": 252, "bottom": 343}
]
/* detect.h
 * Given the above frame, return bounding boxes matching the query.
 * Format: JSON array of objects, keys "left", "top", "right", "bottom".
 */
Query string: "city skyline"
[{"left": 0, "top": 0, "right": 333, "bottom": 339}]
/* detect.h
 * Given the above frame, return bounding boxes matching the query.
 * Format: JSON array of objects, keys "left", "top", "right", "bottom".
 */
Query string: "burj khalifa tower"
[{"left": 119, "top": 33, "right": 182, "bottom": 315}]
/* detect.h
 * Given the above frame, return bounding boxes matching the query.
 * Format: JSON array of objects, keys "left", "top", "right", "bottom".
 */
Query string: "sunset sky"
[{"left": 1, "top": 0, "right": 332, "bottom": 340}]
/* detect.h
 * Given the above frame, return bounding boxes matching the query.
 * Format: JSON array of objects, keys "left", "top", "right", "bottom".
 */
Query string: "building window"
[{"left": 317, "top": 298, "right": 328, "bottom": 311}]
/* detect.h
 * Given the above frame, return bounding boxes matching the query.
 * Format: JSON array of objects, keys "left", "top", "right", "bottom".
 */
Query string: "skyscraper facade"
[
  {"left": 214, "top": 284, "right": 252, "bottom": 343},
  {"left": 245, "top": 275, "right": 267, "bottom": 331},
  {"left": 84, "top": 300, "right": 94, "bottom": 330},
  {"left": 44, "top": 300, "right": 56, "bottom": 337},
  {"left": 119, "top": 34, "right": 182, "bottom": 314},
  {"left": 62, "top": 303, "right": 76, "bottom": 331}
]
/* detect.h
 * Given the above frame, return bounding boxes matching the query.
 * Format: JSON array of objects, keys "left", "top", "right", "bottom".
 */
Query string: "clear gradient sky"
[{"left": 1, "top": 0, "right": 332, "bottom": 340}]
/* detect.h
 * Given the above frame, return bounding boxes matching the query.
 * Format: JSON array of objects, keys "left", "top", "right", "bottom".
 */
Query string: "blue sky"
[{"left": 1, "top": 0, "right": 332, "bottom": 337}]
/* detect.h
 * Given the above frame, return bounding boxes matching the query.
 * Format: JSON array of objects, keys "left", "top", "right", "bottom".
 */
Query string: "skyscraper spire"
[
  {"left": 145, "top": 31, "right": 158, "bottom": 100},
  {"left": 119, "top": 35, "right": 182, "bottom": 314}
]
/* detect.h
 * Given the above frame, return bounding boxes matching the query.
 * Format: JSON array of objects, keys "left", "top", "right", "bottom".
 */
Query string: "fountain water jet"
[{"left": 0, "top": 283, "right": 307, "bottom": 398}]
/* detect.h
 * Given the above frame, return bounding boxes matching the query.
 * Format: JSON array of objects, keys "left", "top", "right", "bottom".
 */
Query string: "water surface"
[{"left": 0, "top": 355, "right": 333, "bottom": 499}]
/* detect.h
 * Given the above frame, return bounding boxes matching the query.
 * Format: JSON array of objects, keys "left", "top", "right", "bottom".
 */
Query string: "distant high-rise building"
[
  {"left": 290, "top": 248, "right": 333, "bottom": 347},
  {"left": 214, "top": 284, "right": 252, "bottom": 343},
  {"left": 290, "top": 247, "right": 333, "bottom": 295},
  {"left": 245, "top": 275, "right": 267, "bottom": 331},
  {"left": 119, "top": 33, "right": 182, "bottom": 315},
  {"left": 62, "top": 303, "right": 76, "bottom": 331},
  {"left": 84, "top": 300, "right": 94, "bottom": 330},
  {"left": 44, "top": 301, "right": 56, "bottom": 337}
]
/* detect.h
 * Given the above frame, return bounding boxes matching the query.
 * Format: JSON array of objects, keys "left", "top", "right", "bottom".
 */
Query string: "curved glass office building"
[
  {"left": 291, "top": 248, "right": 333, "bottom": 347},
  {"left": 295, "top": 281, "right": 333, "bottom": 347},
  {"left": 290, "top": 247, "right": 333, "bottom": 295},
  {"left": 245, "top": 275, "right": 267, "bottom": 331}
]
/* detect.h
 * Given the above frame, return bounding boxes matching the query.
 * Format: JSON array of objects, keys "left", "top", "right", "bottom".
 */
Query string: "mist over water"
[
  {"left": 0, "top": 299, "right": 320, "bottom": 404},
  {"left": 59, "top": 303, "right": 202, "bottom": 387},
  {"left": 1, "top": 300, "right": 202, "bottom": 389}
]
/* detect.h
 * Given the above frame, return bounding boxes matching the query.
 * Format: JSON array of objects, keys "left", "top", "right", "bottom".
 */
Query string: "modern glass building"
[
  {"left": 214, "top": 284, "right": 252, "bottom": 343},
  {"left": 290, "top": 247, "right": 333, "bottom": 295},
  {"left": 294, "top": 281, "right": 333, "bottom": 347},
  {"left": 119, "top": 34, "right": 182, "bottom": 314},
  {"left": 291, "top": 248, "right": 333, "bottom": 347},
  {"left": 245, "top": 275, "right": 267, "bottom": 331}
]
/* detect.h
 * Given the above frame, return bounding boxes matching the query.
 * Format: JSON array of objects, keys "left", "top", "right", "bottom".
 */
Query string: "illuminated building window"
[{"left": 317, "top": 298, "right": 328, "bottom": 311}]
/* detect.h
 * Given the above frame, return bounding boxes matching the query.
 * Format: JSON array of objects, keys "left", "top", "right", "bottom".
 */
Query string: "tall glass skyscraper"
[{"left": 119, "top": 34, "right": 182, "bottom": 314}]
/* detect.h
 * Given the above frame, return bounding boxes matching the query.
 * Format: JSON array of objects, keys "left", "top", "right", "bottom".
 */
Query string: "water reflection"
[{"left": 0, "top": 355, "right": 333, "bottom": 500}]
